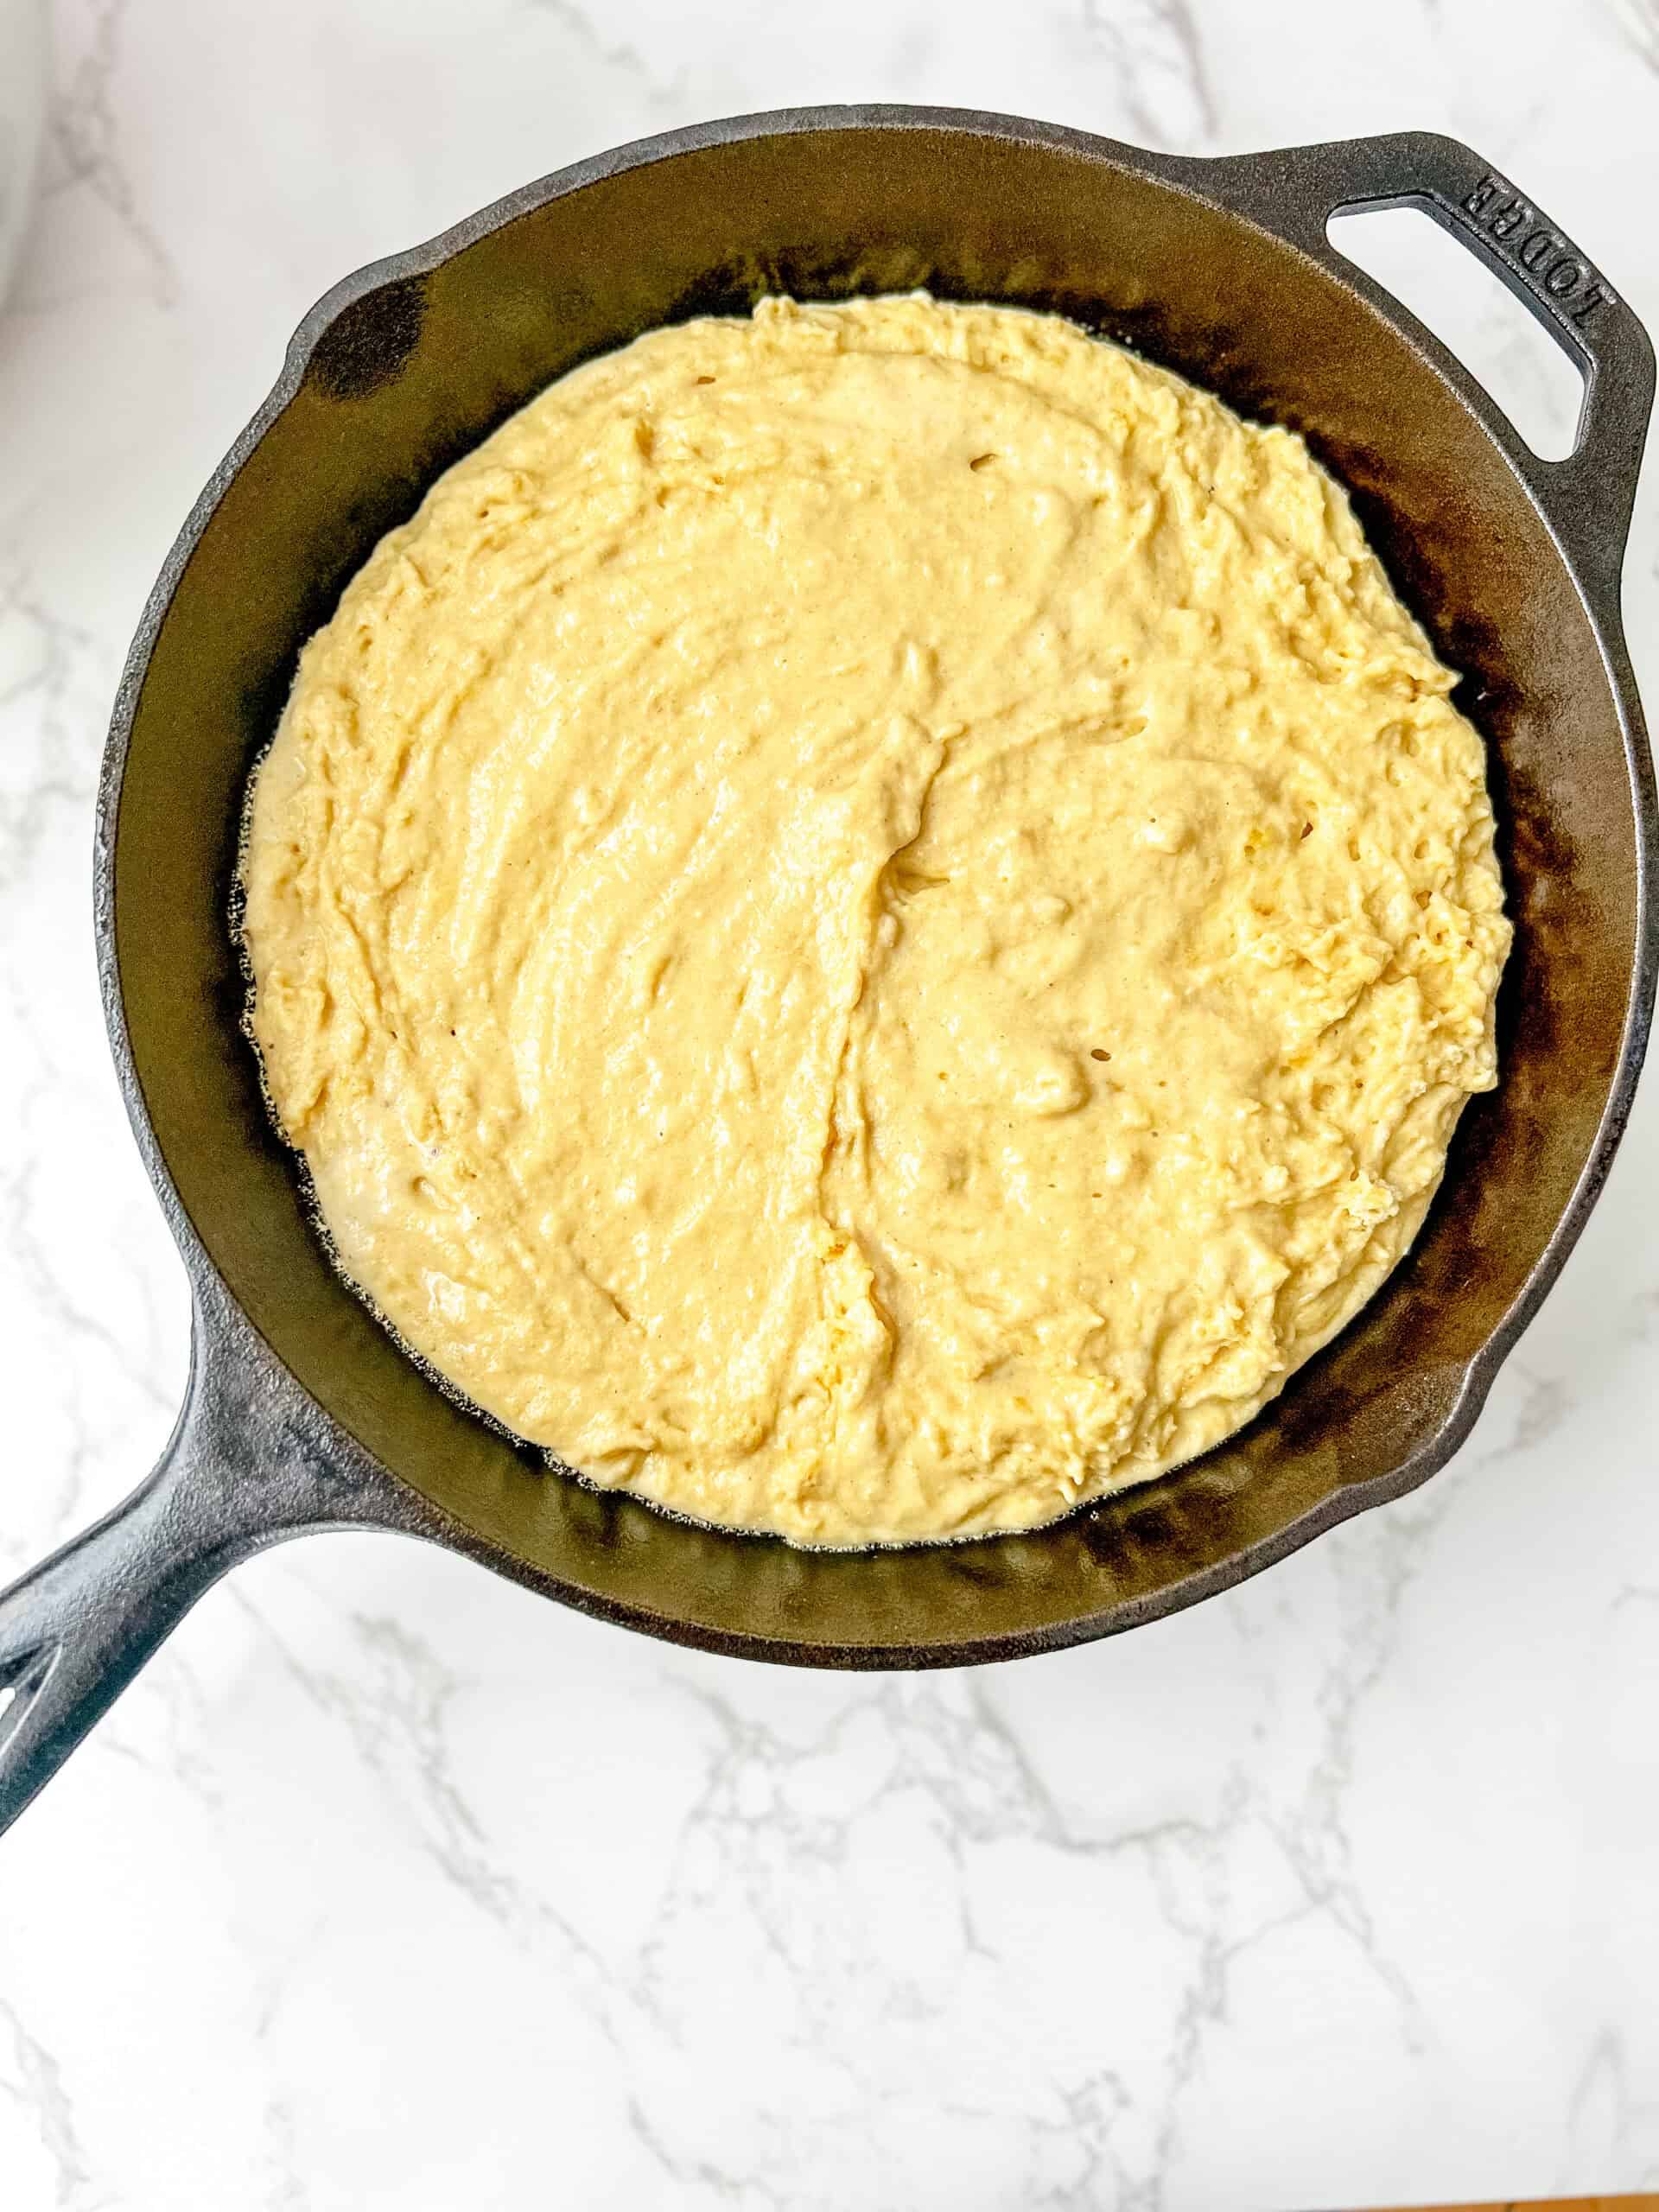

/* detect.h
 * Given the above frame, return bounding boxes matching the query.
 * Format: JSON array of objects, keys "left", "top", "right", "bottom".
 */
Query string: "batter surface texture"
[{"left": 241, "top": 296, "right": 1510, "bottom": 1546}]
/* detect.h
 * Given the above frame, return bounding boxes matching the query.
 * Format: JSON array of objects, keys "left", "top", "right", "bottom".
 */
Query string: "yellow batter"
[{"left": 240, "top": 296, "right": 1510, "bottom": 1547}]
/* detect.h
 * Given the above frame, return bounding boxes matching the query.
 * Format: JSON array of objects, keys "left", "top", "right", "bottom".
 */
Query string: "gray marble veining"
[{"left": 2, "top": 3, "right": 1657, "bottom": 2206}]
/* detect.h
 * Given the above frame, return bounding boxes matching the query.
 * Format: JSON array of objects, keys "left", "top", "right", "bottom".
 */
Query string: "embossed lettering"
[
  {"left": 1455, "top": 170, "right": 1611, "bottom": 326},
  {"left": 1570, "top": 282, "right": 1612, "bottom": 325}
]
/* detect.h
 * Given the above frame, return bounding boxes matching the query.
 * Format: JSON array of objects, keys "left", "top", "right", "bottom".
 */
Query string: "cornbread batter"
[{"left": 241, "top": 296, "right": 1510, "bottom": 1546}]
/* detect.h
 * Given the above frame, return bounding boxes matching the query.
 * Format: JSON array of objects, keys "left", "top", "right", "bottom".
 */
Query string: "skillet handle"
[
  {"left": 0, "top": 1428, "right": 239, "bottom": 1839},
  {"left": 0, "top": 1283, "right": 406, "bottom": 1837},
  {"left": 1196, "top": 130, "right": 1656, "bottom": 595}
]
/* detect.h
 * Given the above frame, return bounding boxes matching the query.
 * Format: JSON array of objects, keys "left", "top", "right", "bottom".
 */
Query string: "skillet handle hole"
[
  {"left": 0, "top": 1647, "right": 54, "bottom": 1750},
  {"left": 1328, "top": 205, "right": 1586, "bottom": 461}
]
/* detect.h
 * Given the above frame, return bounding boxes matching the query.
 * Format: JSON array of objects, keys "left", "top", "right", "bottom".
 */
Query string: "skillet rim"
[{"left": 92, "top": 104, "right": 1659, "bottom": 1668}]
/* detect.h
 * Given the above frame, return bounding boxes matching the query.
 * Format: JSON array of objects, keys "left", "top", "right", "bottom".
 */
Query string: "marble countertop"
[{"left": 3, "top": 2, "right": 1658, "bottom": 2206}]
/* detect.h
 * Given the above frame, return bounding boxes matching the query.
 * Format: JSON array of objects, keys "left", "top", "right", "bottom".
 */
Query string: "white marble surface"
[{"left": 3, "top": 3, "right": 1659, "bottom": 2206}]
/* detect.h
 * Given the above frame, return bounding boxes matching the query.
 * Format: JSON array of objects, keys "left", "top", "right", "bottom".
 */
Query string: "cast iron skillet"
[{"left": 0, "top": 110, "right": 1653, "bottom": 1836}]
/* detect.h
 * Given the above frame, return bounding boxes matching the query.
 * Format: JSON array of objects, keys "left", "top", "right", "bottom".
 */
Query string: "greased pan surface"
[{"left": 0, "top": 111, "right": 1652, "bottom": 1834}]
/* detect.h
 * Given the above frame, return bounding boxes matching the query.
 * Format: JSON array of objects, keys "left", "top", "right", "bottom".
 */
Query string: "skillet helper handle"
[{"left": 1203, "top": 130, "right": 1656, "bottom": 592}]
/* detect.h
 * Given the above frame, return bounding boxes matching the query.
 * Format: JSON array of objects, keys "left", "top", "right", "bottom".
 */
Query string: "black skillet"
[{"left": 1, "top": 111, "right": 1653, "bottom": 1836}]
